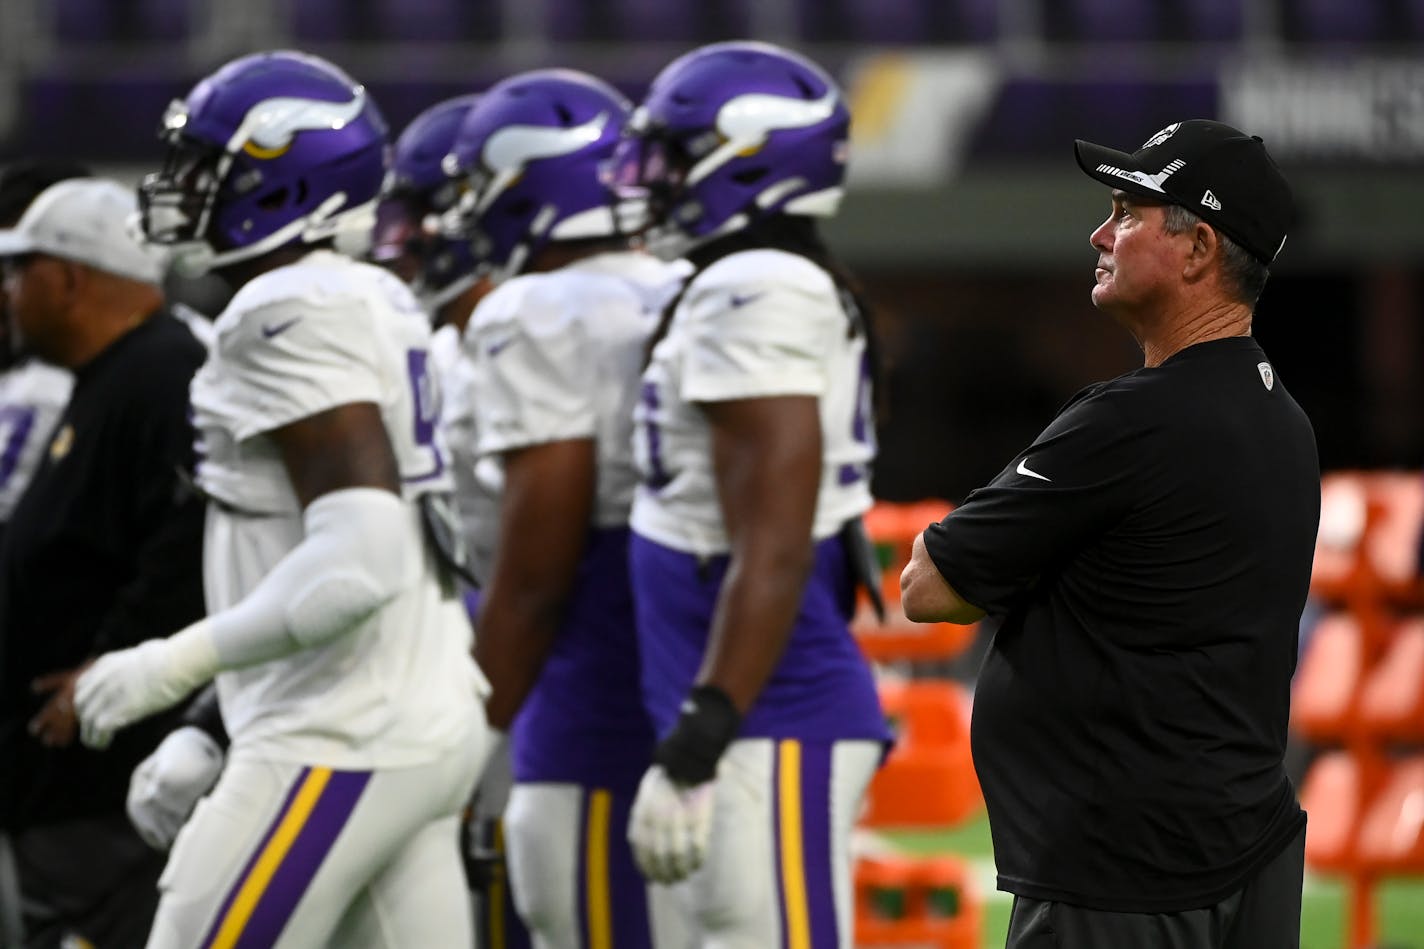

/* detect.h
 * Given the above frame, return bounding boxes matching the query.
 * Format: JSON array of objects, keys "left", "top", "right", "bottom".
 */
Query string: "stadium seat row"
[{"left": 1294, "top": 470, "right": 1424, "bottom": 949}]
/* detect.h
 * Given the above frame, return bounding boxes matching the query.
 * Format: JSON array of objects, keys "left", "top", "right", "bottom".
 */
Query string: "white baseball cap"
[{"left": 0, "top": 178, "right": 163, "bottom": 284}]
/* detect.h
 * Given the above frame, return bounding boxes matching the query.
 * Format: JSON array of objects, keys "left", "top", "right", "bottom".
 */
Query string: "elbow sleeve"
[{"left": 208, "top": 488, "right": 420, "bottom": 668}]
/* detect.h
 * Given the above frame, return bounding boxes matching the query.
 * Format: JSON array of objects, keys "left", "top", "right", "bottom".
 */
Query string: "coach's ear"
[{"left": 1182, "top": 221, "right": 1219, "bottom": 283}]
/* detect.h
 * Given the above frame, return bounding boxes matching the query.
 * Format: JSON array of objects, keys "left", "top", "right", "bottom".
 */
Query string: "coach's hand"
[
  {"left": 127, "top": 726, "right": 225, "bottom": 849},
  {"left": 628, "top": 684, "right": 741, "bottom": 884},
  {"left": 75, "top": 621, "right": 221, "bottom": 749}
]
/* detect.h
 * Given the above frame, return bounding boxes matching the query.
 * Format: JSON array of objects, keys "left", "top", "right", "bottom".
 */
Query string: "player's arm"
[
  {"left": 474, "top": 437, "right": 595, "bottom": 730},
  {"left": 629, "top": 393, "right": 820, "bottom": 884},
  {"left": 901, "top": 531, "right": 985, "bottom": 624},
  {"left": 697, "top": 394, "right": 821, "bottom": 710},
  {"left": 645, "top": 394, "right": 821, "bottom": 795},
  {"left": 75, "top": 402, "right": 418, "bottom": 748}
]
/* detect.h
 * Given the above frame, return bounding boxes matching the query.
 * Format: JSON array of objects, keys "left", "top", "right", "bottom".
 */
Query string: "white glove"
[
  {"left": 75, "top": 622, "right": 220, "bottom": 750},
  {"left": 627, "top": 764, "right": 716, "bottom": 884},
  {"left": 127, "top": 726, "right": 225, "bottom": 850}
]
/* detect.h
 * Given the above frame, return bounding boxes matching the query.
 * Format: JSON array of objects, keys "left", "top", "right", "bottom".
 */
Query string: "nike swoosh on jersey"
[
  {"left": 729, "top": 291, "right": 766, "bottom": 309},
  {"left": 486, "top": 337, "right": 517, "bottom": 357},
  {"left": 1016, "top": 459, "right": 1051, "bottom": 482},
  {"left": 261, "top": 317, "right": 302, "bottom": 339}
]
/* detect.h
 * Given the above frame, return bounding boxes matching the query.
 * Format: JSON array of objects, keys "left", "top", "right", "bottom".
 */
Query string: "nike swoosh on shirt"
[
  {"left": 729, "top": 291, "right": 766, "bottom": 309},
  {"left": 486, "top": 337, "right": 518, "bottom": 357},
  {"left": 261, "top": 317, "right": 302, "bottom": 339},
  {"left": 1016, "top": 459, "right": 1051, "bottom": 482}
]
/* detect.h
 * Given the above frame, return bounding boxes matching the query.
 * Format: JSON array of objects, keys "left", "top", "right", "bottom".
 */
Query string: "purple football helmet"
[
  {"left": 372, "top": 94, "right": 481, "bottom": 309},
  {"left": 605, "top": 41, "right": 850, "bottom": 258},
  {"left": 442, "top": 69, "right": 631, "bottom": 282},
  {"left": 138, "top": 50, "right": 389, "bottom": 278}
]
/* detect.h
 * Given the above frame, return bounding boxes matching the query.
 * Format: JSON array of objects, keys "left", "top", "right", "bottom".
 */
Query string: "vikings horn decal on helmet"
[
  {"left": 138, "top": 49, "right": 389, "bottom": 278},
  {"left": 372, "top": 94, "right": 481, "bottom": 310},
  {"left": 441, "top": 69, "right": 630, "bottom": 283},
  {"left": 604, "top": 41, "right": 850, "bottom": 259}
]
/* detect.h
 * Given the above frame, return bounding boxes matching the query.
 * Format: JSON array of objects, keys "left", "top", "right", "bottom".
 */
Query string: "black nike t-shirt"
[{"left": 924, "top": 336, "right": 1318, "bottom": 913}]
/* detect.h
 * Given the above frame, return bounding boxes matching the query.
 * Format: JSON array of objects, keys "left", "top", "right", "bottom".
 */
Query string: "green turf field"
[{"left": 885, "top": 815, "right": 1424, "bottom": 949}]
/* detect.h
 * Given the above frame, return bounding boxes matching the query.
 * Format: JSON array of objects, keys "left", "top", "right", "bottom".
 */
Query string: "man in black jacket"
[
  {"left": 901, "top": 121, "right": 1317, "bottom": 948},
  {"left": 0, "top": 177, "right": 207, "bottom": 948}
]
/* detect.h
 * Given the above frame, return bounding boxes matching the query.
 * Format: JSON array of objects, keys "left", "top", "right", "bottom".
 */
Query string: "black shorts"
[{"left": 1004, "top": 825, "right": 1306, "bottom": 949}]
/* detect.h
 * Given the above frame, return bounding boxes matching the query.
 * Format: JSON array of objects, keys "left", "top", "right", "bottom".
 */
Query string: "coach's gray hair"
[{"left": 1162, "top": 204, "right": 1269, "bottom": 306}]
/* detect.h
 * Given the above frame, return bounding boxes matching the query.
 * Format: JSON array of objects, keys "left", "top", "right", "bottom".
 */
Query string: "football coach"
[{"left": 901, "top": 119, "right": 1319, "bottom": 948}]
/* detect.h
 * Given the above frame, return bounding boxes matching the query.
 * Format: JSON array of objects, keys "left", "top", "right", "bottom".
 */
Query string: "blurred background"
[
  {"left": 1, "top": 0, "right": 1422, "bottom": 502},
  {"left": 2, "top": 2, "right": 1422, "bottom": 947}
]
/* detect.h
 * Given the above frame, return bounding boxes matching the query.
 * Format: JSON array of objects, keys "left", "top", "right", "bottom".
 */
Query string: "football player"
[
  {"left": 607, "top": 41, "right": 889, "bottom": 947},
  {"left": 73, "top": 50, "right": 492, "bottom": 947},
  {"left": 371, "top": 93, "right": 529, "bottom": 949},
  {"left": 442, "top": 69, "right": 687, "bottom": 949}
]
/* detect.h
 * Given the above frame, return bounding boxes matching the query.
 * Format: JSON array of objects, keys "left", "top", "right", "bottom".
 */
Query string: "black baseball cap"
[{"left": 1074, "top": 119, "right": 1294, "bottom": 265}]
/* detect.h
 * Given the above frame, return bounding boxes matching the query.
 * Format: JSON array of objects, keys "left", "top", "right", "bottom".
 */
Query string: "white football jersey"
[
  {"left": 431, "top": 322, "right": 502, "bottom": 585},
  {"left": 631, "top": 249, "right": 875, "bottom": 556},
  {"left": 189, "top": 250, "right": 485, "bottom": 768},
  {"left": 463, "top": 251, "right": 686, "bottom": 527},
  {"left": 0, "top": 359, "right": 71, "bottom": 522}
]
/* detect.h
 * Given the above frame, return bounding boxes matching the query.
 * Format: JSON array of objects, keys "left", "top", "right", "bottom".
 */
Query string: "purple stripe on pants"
[
  {"left": 232, "top": 769, "right": 372, "bottom": 949},
  {"left": 773, "top": 741, "right": 840, "bottom": 949},
  {"left": 799, "top": 742, "right": 839, "bottom": 949},
  {"left": 202, "top": 767, "right": 313, "bottom": 948}
]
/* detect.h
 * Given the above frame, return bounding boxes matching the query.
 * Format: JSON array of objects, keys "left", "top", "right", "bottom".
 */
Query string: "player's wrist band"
[{"left": 654, "top": 684, "right": 741, "bottom": 786}]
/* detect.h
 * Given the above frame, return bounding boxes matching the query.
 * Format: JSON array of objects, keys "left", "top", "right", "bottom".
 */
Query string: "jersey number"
[
  {"left": 640, "top": 380, "right": 672, "bottom": 490},
  {"left": 0, "top": 405, "right": 38, "bottom": 490},
  {"left": 405, "top": 349, "right": 446, "bottom": 483}
]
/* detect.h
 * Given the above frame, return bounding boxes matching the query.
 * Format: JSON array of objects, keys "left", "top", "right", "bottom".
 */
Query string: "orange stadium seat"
[
  {"left": 1356, "top": 617, "right": 1424, "bottom": 742},
  {"left": 1361, "top": 473, "right": 1424, "bottom": 607},
  {"left": 1300, "top": 751, "right": 1370, "bottom": 873},
  {"left": 862, "top": 679, "right": 981, "bottom": 827},
  {"left": 853, "top": 854, "right": 980, "bottom": 949},
  {"left": 1355, "top": 755, "right": 1424, "bottom": 874},
  {"left": 1292, "top": 612, "right": 1366, "bottom": 742},
  {"left": 855, "top": 500, "right": 977, "bottom": 662}
]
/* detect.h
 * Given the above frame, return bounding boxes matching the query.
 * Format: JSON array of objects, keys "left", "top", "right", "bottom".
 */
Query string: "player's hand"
[
  {"left": 75, "top": 632, "right": 217, "bottom": 750},
  {"left": 628, "top": 764, "right": 716, "bottom": 884},
  {"left": 127, "top": 726, "right": 225, "bottom": 849}
]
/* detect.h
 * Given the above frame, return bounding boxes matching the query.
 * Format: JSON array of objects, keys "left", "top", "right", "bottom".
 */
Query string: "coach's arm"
[{"left": 900, "top": 531, "right": 985, "bottom": 625}]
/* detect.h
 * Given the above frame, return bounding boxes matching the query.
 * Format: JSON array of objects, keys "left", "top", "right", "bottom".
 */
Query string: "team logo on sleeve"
[
  {"left": 1257, "top": 362, "right": 1274, "bottom": 390},
  {"left": 49, "top": 423, "right": 74, "bottom": 461}
]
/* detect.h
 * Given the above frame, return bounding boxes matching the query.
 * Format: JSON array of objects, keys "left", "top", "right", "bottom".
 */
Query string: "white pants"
[
  {"left": 504, "top": 782, "right": 671, "bottom": 949},
  {"left": 648, "top": 738, "right": 881, "bottom": 949},
  {"left": 146, "top": 731, "right": 487, "bottom": 949}
]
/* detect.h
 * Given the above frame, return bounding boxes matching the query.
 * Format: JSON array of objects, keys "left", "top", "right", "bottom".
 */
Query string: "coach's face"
[
  {"left": 1088, "top": 190, "right": 1187, "bottom": 320},
  {"left": 1, "top": 252, "right": 73, "bottom": 364}
]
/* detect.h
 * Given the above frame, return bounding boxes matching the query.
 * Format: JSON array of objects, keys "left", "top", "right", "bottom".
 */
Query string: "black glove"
[{"left": 653, "top": 684, "right": 742, "bottom": 786}]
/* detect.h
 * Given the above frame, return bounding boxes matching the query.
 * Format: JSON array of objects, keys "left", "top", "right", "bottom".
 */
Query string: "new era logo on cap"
[{"left": 1073, "top": 119, "right": 1295, "bottom": 265}]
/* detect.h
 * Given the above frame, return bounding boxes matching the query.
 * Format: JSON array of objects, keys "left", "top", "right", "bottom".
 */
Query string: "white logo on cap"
[
  {"left": 1095, "top": 163, "right": 1184, "bottom": 194},
  {"left": 1201, "top": 190, "right": 1222, "bottom": 211},
  {"left": 1140, "top": 122, "right": 1181, "bottom": 150},
  {"left": 1258, "top": 362, "right": 1274, "bottom": 390}
]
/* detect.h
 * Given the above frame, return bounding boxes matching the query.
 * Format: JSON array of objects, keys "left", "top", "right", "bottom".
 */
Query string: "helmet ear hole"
[
  {"left": 506, "top": 197, "right": 535, "bottom": 217},
  {"left": 731, "top": 167, "right": 768, "bottom": 186},
  {"left": 257, "top": 186, "right": 289, "bottom": 210}
]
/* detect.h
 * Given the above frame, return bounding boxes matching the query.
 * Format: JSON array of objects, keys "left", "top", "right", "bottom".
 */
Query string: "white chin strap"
[
  {"left": 422, "top": 270, "right": 480, "bottom": 313},
  {"left": 163, "top": 194, "right": 375, "bottom": 278}
]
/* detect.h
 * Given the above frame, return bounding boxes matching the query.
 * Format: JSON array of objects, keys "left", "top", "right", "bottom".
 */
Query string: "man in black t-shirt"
[
  {"left": 0, "top": 178, "right": 206, "bottom": 948},
  {"left": 901, "top": 120, "right": 1318, "bottom": 948}
]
